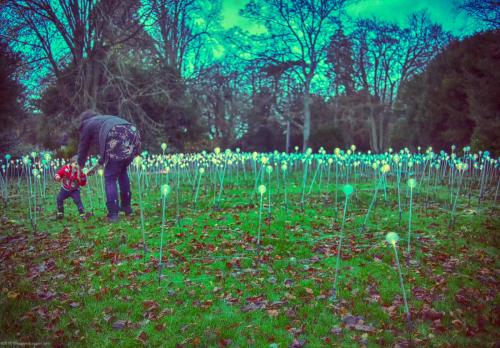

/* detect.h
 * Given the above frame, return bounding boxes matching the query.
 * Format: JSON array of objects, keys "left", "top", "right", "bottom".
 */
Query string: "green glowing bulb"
[
  {"left": 98, "top": 169, "right": 104, "bottom": 176},
  {"left": 133, "top": 156, "right": 142, "bottom": 167},
  {"left": 161, "top": 143, "right": 167, "bottom": 151},
  {"left": 385, "top": 232, "right": 399, "bottom": 246},
  {"left": 342, "top": 184, "right": 354, "bottom": 196},
  {"left": 161, "top": 184, "right": 171, "bottom": 197},
  {"left": 258, "top": 184, "right": 266, "bottom": 195},
  {"left": 408, "top": 178, "right": 416, "bottom": 189},
  {"left": 266, "top": 165, "right": 273, "bottom": 174},
  {"left": 199, "top": 167, "right": 205, "bottom": 174}
]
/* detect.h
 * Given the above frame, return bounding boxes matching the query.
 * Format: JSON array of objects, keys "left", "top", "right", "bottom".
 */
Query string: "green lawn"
[{"left": 1, "top": 173, "right": 499, "bottom": 347}]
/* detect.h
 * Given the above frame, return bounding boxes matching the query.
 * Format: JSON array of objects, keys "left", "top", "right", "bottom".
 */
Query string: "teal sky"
[{"left": 220, "top": 0, "right": 477, "bottom": 36}]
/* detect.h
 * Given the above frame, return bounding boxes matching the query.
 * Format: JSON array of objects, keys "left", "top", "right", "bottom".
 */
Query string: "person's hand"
[
  {"left": 54, "top": 174, "right": 61, "bottom": 182},
  {"left": 87, "top": 164, "right": 100, "bottom": 176}
]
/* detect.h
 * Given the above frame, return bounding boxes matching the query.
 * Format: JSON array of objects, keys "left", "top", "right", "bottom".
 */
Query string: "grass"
[{"left": 0, "top": 169, "right": 499, "bottom": 347}]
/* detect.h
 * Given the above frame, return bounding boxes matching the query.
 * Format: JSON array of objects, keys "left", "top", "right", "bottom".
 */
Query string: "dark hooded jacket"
[{"left": 77, "top": 115, "right": 130, "bottom": 167}]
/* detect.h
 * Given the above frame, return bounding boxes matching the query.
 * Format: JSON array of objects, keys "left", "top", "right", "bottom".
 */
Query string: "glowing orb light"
[
  {"left": 161, "top": 184, "right": 171, "bottom": 197},
  {"left": 133, "top": 156, "right": 142, "bottom": 167},
  {"left": 408, "top": 178, "right": 416, "bottom": 189},
  {"left": 385, "top": 232, "right": 399, "bottom": 246},
  {"left": 342, "top": 184, "right": 354, "bottom": 196}
]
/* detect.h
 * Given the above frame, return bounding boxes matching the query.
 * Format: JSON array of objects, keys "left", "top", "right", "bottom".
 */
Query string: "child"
[{"left": 54, "top": 155, "right": 88, "bottom": 220}]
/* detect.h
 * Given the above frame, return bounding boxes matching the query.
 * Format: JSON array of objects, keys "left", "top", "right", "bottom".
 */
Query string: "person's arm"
[
  {"left": 54, "top": 166, "right": 66, "bottom": 181},
  {"left": 77, "top": 126, "right": 91, "bottom": 168},
  {"left": 87, "top": 163, "right": 101, "bottom": 176},
  {"left": 78, "top": 170, "right": 87, "bottom": 187}
]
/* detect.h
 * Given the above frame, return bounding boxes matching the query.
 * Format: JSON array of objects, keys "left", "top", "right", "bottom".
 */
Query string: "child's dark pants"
[{"left": 57, "top": 188, "right": 84, "bottom": 214}]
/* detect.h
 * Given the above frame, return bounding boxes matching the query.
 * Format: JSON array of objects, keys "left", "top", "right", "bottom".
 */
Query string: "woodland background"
[{"left": 0, "top": 0, "right": 499, "bottom": 156}]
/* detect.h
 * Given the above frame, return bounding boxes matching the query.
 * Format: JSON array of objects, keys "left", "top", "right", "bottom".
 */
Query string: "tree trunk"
[
  {"left": 89, "top": 59, "right": 101, "bottom": 110},
  {"left": 302, "top": 78, "right": 312, "bottom": 152},
  {"left": 369, "top": 110, "right": 379, "bottom": 153},
  {"left": 378, "top": 112, "right": 384, "bottom": 152},
  {"left": 285, "top": 119, "right": 290, "bottom": 153}
]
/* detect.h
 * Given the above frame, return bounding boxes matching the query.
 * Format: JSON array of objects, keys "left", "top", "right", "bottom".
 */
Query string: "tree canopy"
[{"left": 0, "top": 0, "right": 497, "bottom": 155}]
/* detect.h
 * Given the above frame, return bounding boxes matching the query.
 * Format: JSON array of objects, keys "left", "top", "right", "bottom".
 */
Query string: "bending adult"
[{"left": 77, "top": 110, "right": 141, "bottom": 222}]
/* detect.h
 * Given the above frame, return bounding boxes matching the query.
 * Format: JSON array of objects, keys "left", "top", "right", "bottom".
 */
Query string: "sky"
[{"left": 220, "top": 0, "right": 477, "bottom": 36}]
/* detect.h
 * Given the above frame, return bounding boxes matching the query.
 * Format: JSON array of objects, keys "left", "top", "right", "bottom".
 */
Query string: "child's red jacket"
[{"left": 56, "top": 165, "right": 87, "bottom": 191}]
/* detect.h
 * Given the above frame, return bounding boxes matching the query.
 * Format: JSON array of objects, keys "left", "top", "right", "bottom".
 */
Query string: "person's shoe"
[
  {"left": 56, "top": 212, "right": 64, "bottom": 220},
  {"left": 120, "top": 206, "right": 133, "bottom": 216},
  {"left": 107, "top": 215, "right": 120, "bottom": 223}
]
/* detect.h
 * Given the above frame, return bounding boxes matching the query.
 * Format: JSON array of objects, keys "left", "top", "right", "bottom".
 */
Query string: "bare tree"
[
  {"left": 1, "top": 0, "right": 147, "bottom": 115},
  {"left": 260, "top": 61, "right": 303, "bottom": 152},
  {"left": 190, "top": 62, "right": 252, "bottom": 147},
  {"left": 327, "top": 12, "right": 449, "bottom": 152},
  {"left": 143, "top": 0, "right": 219, "bottom": 77},
  {"left": 455, "top": 0, "right": 500, "bottom": 29},
  {"left": 241, "top": 0, "right": 348, "bottom": 151}
]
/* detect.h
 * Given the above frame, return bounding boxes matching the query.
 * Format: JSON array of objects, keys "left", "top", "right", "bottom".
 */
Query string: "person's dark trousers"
[
  {"left": 57, "top": 188, "right": 84, "bottom": 214},
  {"left": 104, "top": 158, "right": 133, "bottom": 218}
]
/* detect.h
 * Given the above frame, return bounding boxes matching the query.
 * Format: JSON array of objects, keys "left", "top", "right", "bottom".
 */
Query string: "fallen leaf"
[
  {"left": 342, "top": 315, "right": 376, "bottom": 332},
  {"left": 289, "top": 338, "right": 306, "bottom": 348},
  {"left": 331, "top": 327, "right": 342, "bottom": 335},
  {"left": 421, "top": 305, "right": 444, "bottom": 321},
  {"left": 354, "top": 323, "right": 376, "bottom": 332},
  {"left": 7, "top": 291, "right": 19, "bottom": 300},
  {"left": 154, "top": 323, "right": 166, "bottom": 332},
  {"left": 452, "top": 319, "right": 463, "bottom": 329},
  {"left": 136, "top": 331, "right": 148, "bottom": 345},
  {"left": 267, "top": 309, "right": 279, "bottom": 317},
  {"left": 112, "top": 320, "right": 127, "bottom": 330},
  {"left": 219, "top": 338, "right": 232, "bottom": 347}
]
